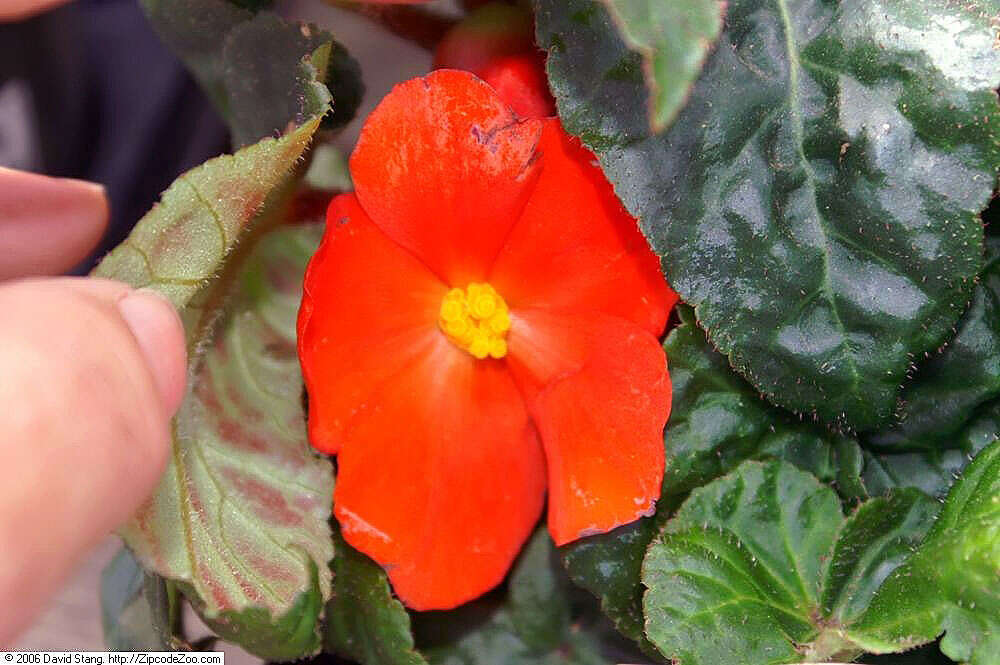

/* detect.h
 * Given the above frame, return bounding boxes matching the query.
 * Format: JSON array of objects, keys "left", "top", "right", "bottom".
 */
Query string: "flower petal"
[
  {"left": 491, "top": 121, "right": 676, "bottom": 336},
  {"left": 351, "top": 69, "right": 544, "bottom": 285},
  {"left": 335, "top": 345, "right": 547, "bottom": 609},
  {"left": 507, "top": 308, "right": 670, "bottom": 545},
  {"left": 298, "top": 193, "right": 447, "bottom": 454},
  {"left": 479, "top": 54, "right": 556, "bottom": 119}
]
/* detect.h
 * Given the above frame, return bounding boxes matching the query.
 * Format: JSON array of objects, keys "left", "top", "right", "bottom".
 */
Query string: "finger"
[
  {"left": 0, "top": 278, "right": 186, "bottom": 645},
  {"left": 0, "top": 167, "right": 109, "bottom": 280},
  {"left": 0, "top": 0, "right": 72, "bottom": 21}
]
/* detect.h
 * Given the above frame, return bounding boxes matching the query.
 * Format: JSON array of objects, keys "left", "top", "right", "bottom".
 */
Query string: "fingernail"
[{"left": 117, "top": 289, "right": 188, "bottom": 417}]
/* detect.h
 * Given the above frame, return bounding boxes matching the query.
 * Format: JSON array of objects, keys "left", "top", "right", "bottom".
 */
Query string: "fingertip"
[
  {"left": 0, "top": 168, "right": 109, "bottom": 279},
  {"left": 116, "top": 289, "right": 187, "bottom": 417}
]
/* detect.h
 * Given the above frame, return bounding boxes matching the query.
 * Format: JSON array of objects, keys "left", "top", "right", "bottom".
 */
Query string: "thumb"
[{"left": 0, "top": 277, "right": 186, "bottom": 645}]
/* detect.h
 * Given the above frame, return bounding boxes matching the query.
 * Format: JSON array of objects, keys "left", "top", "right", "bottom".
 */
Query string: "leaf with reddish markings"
[{"left": 105, "top": 222, "right": 333, "bottom": 660}]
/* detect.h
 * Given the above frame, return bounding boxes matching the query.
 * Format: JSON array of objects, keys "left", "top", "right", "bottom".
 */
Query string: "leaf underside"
[
  {"left": 100, "top": 219, "right": 333, "bottom": 660},
  {"left": 537, "top": 0, "right": 1000, "bottom": 429}
]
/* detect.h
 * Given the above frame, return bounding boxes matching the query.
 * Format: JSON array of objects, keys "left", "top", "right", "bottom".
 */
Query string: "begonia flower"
[
  {"left": 478, "top": 53, "right": 555, "bottom": 118},
  {"left": 297, "top": 69, "right": 676, "bottom": 610}
]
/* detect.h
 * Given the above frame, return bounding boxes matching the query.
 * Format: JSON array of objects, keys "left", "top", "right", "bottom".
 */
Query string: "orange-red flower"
[
  {"left": 433, "top": 1, "right": 555, "bottom": 118},
  {"left": 297, "top": 69, "right": 676, "bottom": 610}
]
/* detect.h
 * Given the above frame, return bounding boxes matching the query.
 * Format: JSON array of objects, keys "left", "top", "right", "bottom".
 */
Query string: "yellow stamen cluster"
[{"left": 438, "top": 282, "right": 511, "bottom": 359}]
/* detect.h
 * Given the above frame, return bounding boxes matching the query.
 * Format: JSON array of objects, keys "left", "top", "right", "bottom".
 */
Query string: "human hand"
[
  {"left": 0, "top": 167, "right": 187, "bottom": 645},
  {"left": 0, "top": 0, "right": 71, "bottom": 21}
]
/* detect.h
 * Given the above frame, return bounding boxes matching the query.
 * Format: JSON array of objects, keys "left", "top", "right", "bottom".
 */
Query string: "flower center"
[{"left": 438, "top": 282, "right": 511, "bottom": 359}]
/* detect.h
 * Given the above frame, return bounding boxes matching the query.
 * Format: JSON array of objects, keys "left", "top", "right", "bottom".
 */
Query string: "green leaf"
[
  {"left": 508, "top": 526, "right": 571, "bottom": 652},
  {"left": 562, "top": 307, "right": 866, "bottom": 656},
  {"left": 866, "top": 234, "right": 1000, "bottom": 451},
  {"left": 93, "top": 112, "right": 323, "bottom": 311},
  {"left": 663, "top": 306, "right": 867, "bottom": 500},
  {"left": 559, "top": 518, "right": 661, "bottom": 658},
  {"left": 598, "top": 0, "right": 724, "bottom": 132},
  {"left": 861, "top": 397, "right": 1000, "bottom": 499},
  {"left": 101, "top": 547, "right": 175, "bottom": 651},
  {"left": 220, "top": 14, "right": 360, "bottom": 146},
  {"left": 105, "top": 224, "right": 334, "bottom": 661},
  {"left": 419, "top": 531, "right": 637, "bottom": 665},
  {"left": 850, "top": 440, "right": 1000, "bottom": 664},
  {"left": 537, "top": 0, "right": 1000, "bottom": 429},
  {"left": 821, "top": 489, "right": 942, "bottom": 627},
  {"left": 423, "top": 610, "right": 610, "bottom": 665},
  {"left": 864, "top": 643, "right": 957, "bottom": 665},
  {"left": 93, "top": 38, "right": 332, "bottom": 659},
  {"left": 642, "top": 461, "right": 939, "bottom": 664},
  {"left": 189, "top": 556, "right": 325, "bottom": 660},
  {"left": 140, "top": 0, "right": 361, "bottom": 143},
  {"left": 324, "top": 526, "right": 427, "bottom": 665}
]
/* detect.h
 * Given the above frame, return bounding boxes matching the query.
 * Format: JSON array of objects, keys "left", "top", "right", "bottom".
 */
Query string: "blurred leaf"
[
  {"left": 140, "top": 0, "right": 361, "bottom": 143},
  {"left": 537, "top": 0, "right": 1000, "bottom": 429},
  {"left": 508, "top": 528, "right": 571, "bottom": 652},
  {"left": 419, "top": 531, "right": 639, "bottom": 665},
  {"left": 850, "top": 440, "right": 1000, "bottom": 664},
  {"left": 103, "top": 221, "right": 334, "bottom": 661},
  {"left": 599, "top": 0, "right": 724, "bottom": 132},
  {"left": 221, "top": 14, "right": 360, "bottom": 146},
  {"left": 864, "top": 642, "right": 956, "bottom": 665},
  {"left": 101, "top": 547, "right": 174, "bottom": 651},
  {"left": 642, "top": 461, "right": 938, "bottom": 664},
  {"left": 324, "top": 526, "right": 427, "bottom": 665},
  {"left": 304, "top": 143, "right": 352, "bottom": 192},
  {"left": 140, "top": 0, "right": 251, "bottom": 112}
]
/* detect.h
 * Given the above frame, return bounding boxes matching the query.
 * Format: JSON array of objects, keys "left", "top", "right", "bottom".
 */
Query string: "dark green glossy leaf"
[
  {"left": 559, "top": 518, "right": 660, "bottom": 658},
  {"left": 106, "top": 225, "right": 334, "bottom": 661},
  {"left": 866, "top": 234, "right": 1000, "bottom": 451},
  {"left": 140, "top": 0, "right": 361, "bottom": 143},
  {"left": 509, "top": 528, "right": 570, "bottom": 652},
  {"left": 598, "top": 0, "right": 724, "bottom": 132},
  {"left": 324, "top": 526, "right": 426, "bottom": 665},
  {"left": 642, "top": 461, "right": 939, "bottom": 664},
  {"left": 220, "top": 14, "right": 361, "bottom": 146},
  {"left": 850, "top": 439, "right": 1000, "bottom": 664},
  {"left": 861, "top": 397, "right": 1000, "bottom": 499},
  {"left": 101, "top": 547, "right": 174, "bottom": 651},
  {"left": 537, "top": 0, "right": 1000, "bottom": 429},
  {"left": 663, "top": 306, "right": 867, "bottom": 500}
]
